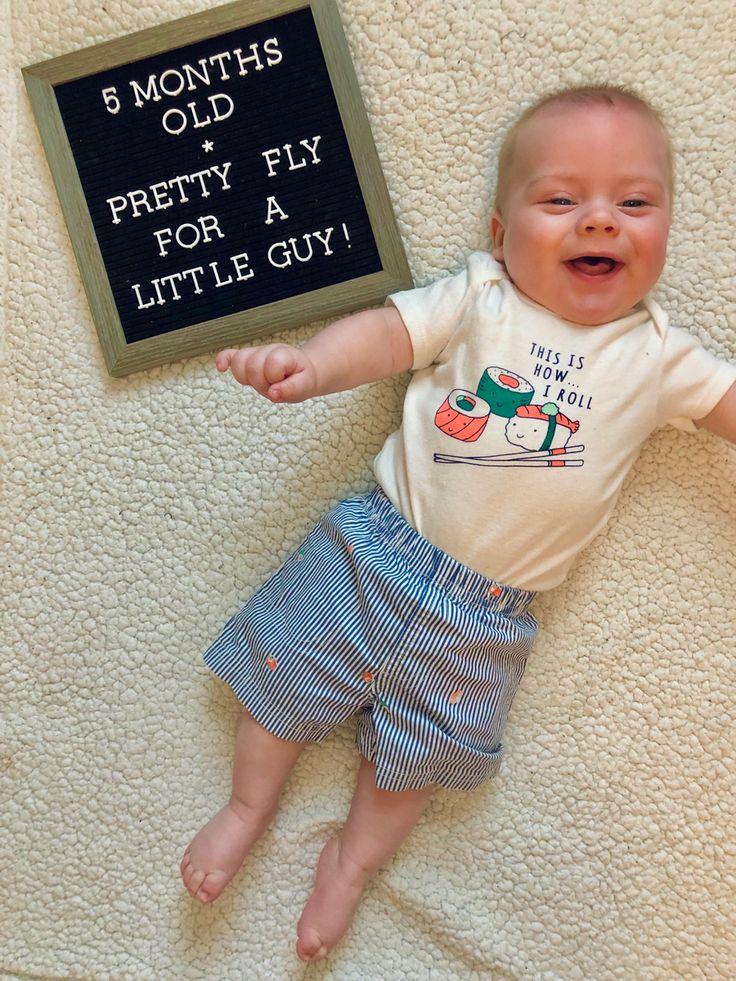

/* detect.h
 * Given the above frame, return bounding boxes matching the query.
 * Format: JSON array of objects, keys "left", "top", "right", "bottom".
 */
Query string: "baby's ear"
[{"left": 490, "top": 212, "right": 505, "bottom": 261}]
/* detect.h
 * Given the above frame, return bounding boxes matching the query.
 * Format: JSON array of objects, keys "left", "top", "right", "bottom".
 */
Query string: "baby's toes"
[
  {"left": 194, "top": 871, "right": 231, "bottom": 904},
  {"left": 183, "top": 864, "right": 207, "bottom": 898},
  {"left": 296, "top": 926, "right": 328, "bottom": 962}
]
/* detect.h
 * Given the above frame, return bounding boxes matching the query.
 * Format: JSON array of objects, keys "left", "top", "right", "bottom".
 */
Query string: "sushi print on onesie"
[
  {"left": 399, "top": 254, "right": 693, "bottom": 476},
  {"left": 434, "top": 364, "right": 582, "bottom": 467},
  {"left": 376, "top": 251, "right": 736, "bottom": 591},
  {"left": 428, "top": 258, "right": 600, "bottom": 475}
]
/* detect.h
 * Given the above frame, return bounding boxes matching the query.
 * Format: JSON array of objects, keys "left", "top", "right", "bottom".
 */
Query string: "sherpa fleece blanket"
[{"left": 3, "top": 0, "right": 735, "bottom": 978}]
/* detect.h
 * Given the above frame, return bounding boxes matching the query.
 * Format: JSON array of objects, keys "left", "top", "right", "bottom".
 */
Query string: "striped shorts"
[{"left": 203, "top": 488, "right": 537, "bottom": 792}]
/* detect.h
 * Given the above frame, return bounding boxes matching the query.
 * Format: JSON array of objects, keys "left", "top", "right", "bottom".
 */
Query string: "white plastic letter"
[
  {"left": 153, "top": 227, "right": 173, "bottom": 257},
  {"left": 107, "top": 195, "right": 128, "bottom": 224},
  {"left": 102, "top": 87, "right": 121, "bottom": 115},
  {"left": 267, "top": 241, "right": 291, "bottom": 268},
  {"left": 261, "top": 147, "right": 282, "bottom": 177},
  {"left": 163, "top": 108, "right": 188, "bottom": 136},
  {"left": 129, "top": 76, "right": 160, "bottom": 108},
  {"left": 264, "top": 38, "right": 283, "bottom": 66},
  {"left": 265, "top": 196, "right": 289, "bottom": 224}
]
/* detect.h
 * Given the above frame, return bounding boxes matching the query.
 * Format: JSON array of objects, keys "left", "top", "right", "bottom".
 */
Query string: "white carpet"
[{"left": 4, "top": 0, "right": 735, "bottom": 978}]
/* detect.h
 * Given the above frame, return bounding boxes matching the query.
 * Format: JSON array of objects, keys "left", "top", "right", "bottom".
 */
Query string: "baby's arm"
[
  {"left": 216, "top": 306, "right": 413, "bottom": 403},
  {"left": 695, "top": 382, "right": 736, "bottom": 444}
]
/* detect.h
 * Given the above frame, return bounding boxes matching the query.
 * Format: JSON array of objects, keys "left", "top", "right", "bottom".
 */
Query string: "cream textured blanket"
[{"left": 4, "top": 0, "right": 735, "bottom": 978}]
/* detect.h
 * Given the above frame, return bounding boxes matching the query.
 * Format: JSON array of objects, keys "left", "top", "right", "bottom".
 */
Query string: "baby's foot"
[
  {"left": 295, "top": 836, "right": 371, "bottom": 962},
  {"left": 180, "top": 800, "right": 271, "bottom": 904}
]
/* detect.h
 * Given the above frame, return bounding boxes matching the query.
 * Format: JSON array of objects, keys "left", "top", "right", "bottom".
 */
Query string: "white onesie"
[{"left": 375, "top": 251, "right": 736, "bottom": 591}]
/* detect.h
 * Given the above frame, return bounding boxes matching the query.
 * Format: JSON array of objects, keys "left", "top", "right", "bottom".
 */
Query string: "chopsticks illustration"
[{"left": 434, "top": 444, "right": 585, "bottom": 468}]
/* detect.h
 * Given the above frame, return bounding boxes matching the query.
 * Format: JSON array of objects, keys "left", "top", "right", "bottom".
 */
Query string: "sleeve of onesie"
[
  {"left": 387, "top": 264, "right": 475, "bottom": 371},
  {"left": 656, "top": 325, "right": 736, "bottom": 432}
]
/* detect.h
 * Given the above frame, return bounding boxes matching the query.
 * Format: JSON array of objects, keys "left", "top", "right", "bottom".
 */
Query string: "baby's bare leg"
[
  {"left": 181, "top": 711, "right": 306, "bottom": 903},
  {"left": 296, "top": 758, "right": 433, "bottom": 961}
]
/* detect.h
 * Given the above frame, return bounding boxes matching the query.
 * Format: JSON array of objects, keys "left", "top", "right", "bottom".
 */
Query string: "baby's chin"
[
  {"left": 559, "top": 300, "right": 641, "bottom": 326},
  {"left": 554, "top": 305, "right": 636, "bottom": 326},
  {"left": 513, "top": 283, "right": 640, "bottom": 326}
]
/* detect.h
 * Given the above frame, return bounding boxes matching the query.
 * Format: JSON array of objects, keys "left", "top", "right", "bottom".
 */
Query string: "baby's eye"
[
  {"left": 620, "top": 199, "right": 648, "bottom": 208},
  {"left": 548, "top": 197, "right": 574, "bottom": 206}
]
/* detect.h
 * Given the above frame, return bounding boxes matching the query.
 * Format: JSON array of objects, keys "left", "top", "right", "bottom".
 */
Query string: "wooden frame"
[{"left": 23, "top": 0, "right": 412, "bottom": 376}]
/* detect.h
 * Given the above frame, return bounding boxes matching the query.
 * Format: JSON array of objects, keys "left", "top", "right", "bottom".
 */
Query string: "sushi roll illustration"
[
  {"left": 476, "top": 367, "right": 534, "bottom": 418},
  {"left": 435, "top": 389, "right": 491, "bottom": 442},
  {"left": 505, "top": 402, "right": 580, "bottom": 452}
]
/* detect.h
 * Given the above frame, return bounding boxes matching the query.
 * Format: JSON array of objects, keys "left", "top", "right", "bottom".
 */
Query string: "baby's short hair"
[{"left": 493, "top": 84, "right": 674, "bottom": 213}]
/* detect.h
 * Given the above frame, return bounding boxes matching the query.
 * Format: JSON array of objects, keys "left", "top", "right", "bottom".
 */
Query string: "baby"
[{"left": 181, "top": 85, "right": 736, "bottom": 961}]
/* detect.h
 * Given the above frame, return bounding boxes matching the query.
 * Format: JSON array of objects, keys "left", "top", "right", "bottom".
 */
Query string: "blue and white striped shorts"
[{"left": 203, "top": 488, "right": 537, "bottom": 792}]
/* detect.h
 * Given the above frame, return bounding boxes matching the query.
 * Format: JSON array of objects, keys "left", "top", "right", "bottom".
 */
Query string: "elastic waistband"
[{"left": 360, "top": 487, "right": 536, "bottom": 618}]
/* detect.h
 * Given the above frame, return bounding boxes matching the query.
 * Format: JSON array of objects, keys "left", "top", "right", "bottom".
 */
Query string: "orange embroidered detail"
[
  {"left": 362, "top": 670, "right": 374, "bottom": 684},
  {"left": 266, "top": 656, "right": 278, "bottom": 671},
  {"left": 488, "top": 585, "right": 502, "bottom": 597},
  {"left": 449, "top": 689, "right": 463, "bottom": 704}
]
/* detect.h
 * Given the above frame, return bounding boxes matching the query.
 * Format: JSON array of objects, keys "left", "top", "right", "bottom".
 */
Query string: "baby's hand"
[{"left": 215, "top": 344, "right": 319, "bottom": 403}]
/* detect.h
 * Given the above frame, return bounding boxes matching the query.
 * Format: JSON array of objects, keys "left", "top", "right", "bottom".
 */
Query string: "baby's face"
[{"left": 491, "top": 102, "right": 671, "bottom": 325}]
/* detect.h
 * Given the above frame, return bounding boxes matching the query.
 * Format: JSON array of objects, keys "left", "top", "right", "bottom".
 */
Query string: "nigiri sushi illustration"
[{"left": 505, "top": 402, "right": 580, "bottom": 452}]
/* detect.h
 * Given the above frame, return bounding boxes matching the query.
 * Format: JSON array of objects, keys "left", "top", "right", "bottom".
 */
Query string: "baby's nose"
[
  {"left": 578, "top": 203, "right": 619, "bottom": 234},
  {"left": 586, "top": 218, "right": 617, "bottom": 233}
]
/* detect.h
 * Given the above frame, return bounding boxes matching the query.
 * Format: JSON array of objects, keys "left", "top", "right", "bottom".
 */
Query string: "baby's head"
[{"left": 491, "top": 85, "right": 673, "bottom": 325}]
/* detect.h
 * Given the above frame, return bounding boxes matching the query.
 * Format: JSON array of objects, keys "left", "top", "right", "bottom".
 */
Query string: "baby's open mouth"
[{"left": 566, "top": 256, "right": 622, "bottom": 276}]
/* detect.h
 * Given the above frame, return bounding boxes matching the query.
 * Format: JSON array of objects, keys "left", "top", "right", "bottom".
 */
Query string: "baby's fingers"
[
  {"left": 214, "top": 344, "right": 316, "bottom": 401},
  {"left": 232, "top": 347, "right": 271, "bottom": 393},
  {"left": 266, "top": 367, "right": 315, "bottom": 403},
  {"left": 261, "top": 348, "right": 315, "bottom": 402},
  {"left": 215, "top": 349, "right": 238, "bottom": 373},
  {"left": 260, "top": 346, "right": 302, "bottom": 385}
]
